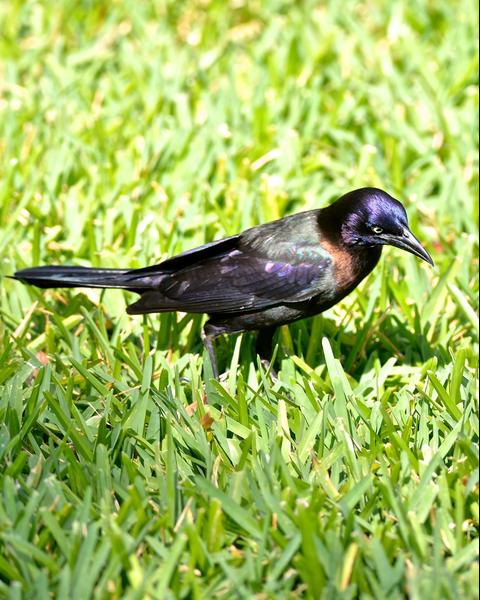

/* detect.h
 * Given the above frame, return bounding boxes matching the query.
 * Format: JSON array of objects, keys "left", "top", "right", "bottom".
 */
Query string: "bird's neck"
[{"left": 318, "top": 210, "right": 382, "bottom": 294}]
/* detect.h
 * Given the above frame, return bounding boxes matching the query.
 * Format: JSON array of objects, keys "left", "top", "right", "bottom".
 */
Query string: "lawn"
[{"left": 0, "top": 0, "right": 478, "bottom": 598}]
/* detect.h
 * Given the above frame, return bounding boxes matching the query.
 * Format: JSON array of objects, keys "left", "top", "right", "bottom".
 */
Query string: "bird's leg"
[
  {"left": 202, "top": 336, "right": 218, "bottom": 380},
  {"left": 255, "top": 326, "right": 277, "bottom": 377},
  {"left": 201, "top": 328, "right": 219, "bottom": 379}
]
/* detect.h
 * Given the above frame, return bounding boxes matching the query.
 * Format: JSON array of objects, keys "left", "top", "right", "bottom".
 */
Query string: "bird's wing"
[
  {"left": 127, "top": 211, "right": 334, "bottom": 315},
  {"left": 127, "top": 235, "right": 241, "bottom": 276},
  {"left": 166, "top": 248, "right": 331, "bottom": 309}
]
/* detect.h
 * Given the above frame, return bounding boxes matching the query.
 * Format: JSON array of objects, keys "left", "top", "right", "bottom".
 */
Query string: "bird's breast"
[{"left": 320, "top": 239, "right": 381, "bottom": 295}]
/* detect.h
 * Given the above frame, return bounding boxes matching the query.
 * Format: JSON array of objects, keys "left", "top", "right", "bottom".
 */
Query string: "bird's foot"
[{"left": 260, "top": 358, "right": 278, "bottom": 380}]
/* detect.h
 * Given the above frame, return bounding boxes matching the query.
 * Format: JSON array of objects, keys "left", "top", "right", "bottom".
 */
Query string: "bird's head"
[{"left": 330, "top": 187, "right": 434, "bottom": 265}]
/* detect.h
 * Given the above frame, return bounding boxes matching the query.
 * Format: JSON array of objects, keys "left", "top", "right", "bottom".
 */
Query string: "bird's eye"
[{"left": 372, "top": 226, "right": 383, "bottom": 234}]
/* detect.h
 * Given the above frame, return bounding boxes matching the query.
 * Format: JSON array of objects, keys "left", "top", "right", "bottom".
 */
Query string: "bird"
[{"left": 12, "top": 187, "right": 433, "bottom": 377}]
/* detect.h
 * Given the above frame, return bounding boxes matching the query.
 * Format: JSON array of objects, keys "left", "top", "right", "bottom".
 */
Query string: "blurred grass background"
[{"left": 0, "top": 0, "right": 478, "bottom": 598}]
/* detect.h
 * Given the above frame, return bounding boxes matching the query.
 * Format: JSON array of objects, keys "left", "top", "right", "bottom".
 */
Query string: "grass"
[{"left": 0, "top": 0, "right": 478, "bottom": 597}]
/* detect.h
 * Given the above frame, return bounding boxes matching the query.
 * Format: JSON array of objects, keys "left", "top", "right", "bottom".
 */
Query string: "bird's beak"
[{"left": 384, "top": 228, "right": 434, "bottom": 266}]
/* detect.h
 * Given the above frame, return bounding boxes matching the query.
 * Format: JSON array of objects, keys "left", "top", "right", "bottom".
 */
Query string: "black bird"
[{"left": 12, "top": 188, "right": 433, "bottom": 377}]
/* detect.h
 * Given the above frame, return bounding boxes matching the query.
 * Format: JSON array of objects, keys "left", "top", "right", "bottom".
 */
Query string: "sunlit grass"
[{"left": 0, "top": 0, "right": 478, "bottom": 597}]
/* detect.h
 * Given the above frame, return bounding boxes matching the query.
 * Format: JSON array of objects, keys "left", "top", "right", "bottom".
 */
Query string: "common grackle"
[{"left": 13, "top": 188, "right": 433, "bottom": 377}]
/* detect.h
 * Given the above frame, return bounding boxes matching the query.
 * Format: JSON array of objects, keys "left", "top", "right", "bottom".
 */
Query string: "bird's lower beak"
[{"left": 385, "top": 229, "right": 434, "bottom": 266}]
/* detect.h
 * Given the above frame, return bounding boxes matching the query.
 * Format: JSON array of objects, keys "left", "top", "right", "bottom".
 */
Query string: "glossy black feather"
[
  {"left": 12, "top": 266, "right": 133, "bottom": 289},
  {"left": 130, "top": 235, "right": 240, "bottom": 275}
]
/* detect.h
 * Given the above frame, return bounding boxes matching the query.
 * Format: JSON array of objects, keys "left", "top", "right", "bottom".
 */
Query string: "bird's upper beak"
[{"left": 384, "top": 228, "right": 434, "bottom": 266}]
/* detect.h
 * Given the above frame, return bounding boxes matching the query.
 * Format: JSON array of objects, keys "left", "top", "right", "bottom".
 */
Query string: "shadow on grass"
[{"left": 5, "top": 289, "right": 450, "bottom": 380}]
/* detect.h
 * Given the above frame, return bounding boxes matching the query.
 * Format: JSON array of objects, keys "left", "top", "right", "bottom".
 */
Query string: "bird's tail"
[{"left": 12, "top": 265, "right": 156, "bottom": 291}]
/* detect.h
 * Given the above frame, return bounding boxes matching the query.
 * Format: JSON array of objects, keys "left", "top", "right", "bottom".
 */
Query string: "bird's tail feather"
[{"left": 12, "top": 265, "right": 155, "bottom": 291}]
